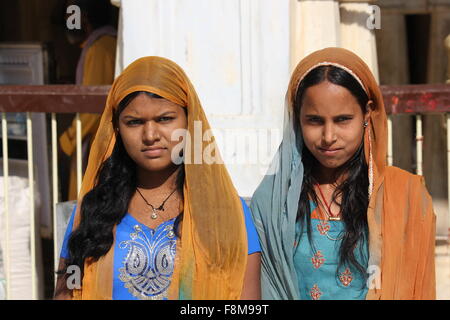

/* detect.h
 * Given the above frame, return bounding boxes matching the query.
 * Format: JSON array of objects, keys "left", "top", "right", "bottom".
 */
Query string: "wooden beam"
[
  {"left": 381, "top": 84, "right": 450, "bottom": 114},
  {"left": 0, "top": 85, "right": 110, "bottom": 113},
  {"left": 1, "top": 84, "right": 450, "bottom": 115}
]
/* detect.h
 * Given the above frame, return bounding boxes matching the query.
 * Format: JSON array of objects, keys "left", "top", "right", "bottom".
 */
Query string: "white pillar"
[
  {"left": 290, "top": 0, "right": 341, "bottom": 70},
  {"left": 110, "top": 0, "right": 290, "bottom": 197},
  {"left": 339, "top": 1, "right": 379, "bottom": 82}
]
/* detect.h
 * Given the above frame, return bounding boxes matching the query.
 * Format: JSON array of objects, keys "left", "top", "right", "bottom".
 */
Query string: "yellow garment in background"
[
  {"left": 59, "top": 35, "right": 117, "bottom": 200},
  {"left": 71, "top": 56, "right": 248, "bottom": 300}
]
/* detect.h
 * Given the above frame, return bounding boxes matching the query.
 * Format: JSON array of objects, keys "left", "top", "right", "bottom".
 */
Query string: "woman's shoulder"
[
  {"left": 384, "top": 165, "right": 425, "bottom": 185},
  {"left": 384, "top": 166, "right": 434, "bottom": 219},
  {"left": 384, "top": 166, "right": 430, "bottom": 199}
]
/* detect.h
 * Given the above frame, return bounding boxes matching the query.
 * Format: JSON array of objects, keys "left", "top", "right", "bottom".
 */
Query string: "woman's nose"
[
  {"left": 143, "top": 121, "right": 160, "bottom": 143},
  {"left": 322, "top": 123, "right": 337, "bottom": 146}
]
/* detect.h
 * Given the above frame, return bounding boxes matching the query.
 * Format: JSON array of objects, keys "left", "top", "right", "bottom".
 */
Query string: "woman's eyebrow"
[
  {"left": 333, "top": 114, "right": 354, "bottom": 118},
  {"left": 304, "top": 114, "right": 322, "bottom": 117},
  {"left": 121, "top": 111, "right": 177, "bottom": 120},
  {"left": 121, "top": 115, "right": 140, "bottom": 120},
  {"left": 157, "top": 111, "right": 177, "bottom": 116}
]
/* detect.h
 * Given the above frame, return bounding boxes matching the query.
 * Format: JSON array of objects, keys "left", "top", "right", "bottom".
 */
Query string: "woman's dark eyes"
[
  {"left": 306, "top": 116, "right": 352, "bottom": 124},
  {"left": 126, "top": 119, "right": 143, "bottom": 125},
  {"left": 157, "top": 116, "right": 174, "bottom": 122},
  {"left": 307, "top": 117, "right": 322, "bottom": 124},
  {"left": 126, "top": 117, "right": 174, "bottom": 126},
  {"left": 336, "top": 116, "right": 352, "bottom": 122}
]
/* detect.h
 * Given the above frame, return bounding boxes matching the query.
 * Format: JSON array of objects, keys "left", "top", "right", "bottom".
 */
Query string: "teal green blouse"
[{"left": 293, "top": 202, "right": 369, "bottom": 300}]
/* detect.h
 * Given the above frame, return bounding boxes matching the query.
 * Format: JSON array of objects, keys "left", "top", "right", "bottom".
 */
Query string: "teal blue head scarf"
[{"left": 249, "top": 77, "right": 303, "bottom": 300}]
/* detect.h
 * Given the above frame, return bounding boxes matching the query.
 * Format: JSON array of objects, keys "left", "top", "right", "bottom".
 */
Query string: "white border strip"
[
  {"left": 387, "top": 115, "right": 393, "bottom": 166},
  {"left": 26, "top": 112, "right": 37, "bottom": 300},
  {"left": 51, "top": 113, "right": 59, "bottom": 285},
  {"left": 1, "top": 113, "right": 11, "bottom": 299},
  {"left": 416, "top": 114, "right": 423, "bottom": 176}
]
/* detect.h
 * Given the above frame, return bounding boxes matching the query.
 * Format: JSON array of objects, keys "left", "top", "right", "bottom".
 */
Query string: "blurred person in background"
[{"left": 60, "top": 0, "right": 117, "bottom": 200}]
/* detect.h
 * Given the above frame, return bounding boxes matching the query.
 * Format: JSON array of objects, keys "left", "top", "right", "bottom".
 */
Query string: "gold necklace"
[
  {"left": 136, "top": 187, "right": 177, "bottom": 220},
  {"left": 314, "top": 184, "right": 344, "bottom": 241},
  {"left": 315, "top": 183, "right": 341, "bottom": 221}
]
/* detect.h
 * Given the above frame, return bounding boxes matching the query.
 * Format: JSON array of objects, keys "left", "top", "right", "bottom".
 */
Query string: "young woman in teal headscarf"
[{"left": 250, "top": 47, "right": 436, "bottom": 300}]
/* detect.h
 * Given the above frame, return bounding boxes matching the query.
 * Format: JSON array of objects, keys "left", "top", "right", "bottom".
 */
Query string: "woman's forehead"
[
  {"left": 297, "top": 62, "right": 367, "bottom": 95},
  {"left": 122, "top": 94, "right": 183, "bottom": 114},
  {"left": 301, "top": 82, "right": 361, "bottom": 114}
]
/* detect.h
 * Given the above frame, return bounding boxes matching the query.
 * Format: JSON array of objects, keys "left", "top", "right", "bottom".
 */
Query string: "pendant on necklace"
[
  {"left": 151, "top": 209, "right": 158, "bottom": 220},
  {"left": 329, "top": 216, "right": 341, "bottom": 221}
]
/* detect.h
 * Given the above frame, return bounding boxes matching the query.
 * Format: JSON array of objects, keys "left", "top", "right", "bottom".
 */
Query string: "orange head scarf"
[
  {"left": 71, "top": 56, "right": 248, "bottom": 299},
  {"left": 251, "top": 47, "right": 435, "bottom": 299},
  {"left": 286, "top": 48, "right": 387, "bottom": 192}
]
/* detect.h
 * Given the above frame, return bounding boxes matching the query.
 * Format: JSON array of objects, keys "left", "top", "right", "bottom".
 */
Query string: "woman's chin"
[
  {"left": 316, "top": 158, "right": 346, "bottom": 170},
  {"left": 137, "top": 159, "right": 178, "bottom": 174}
]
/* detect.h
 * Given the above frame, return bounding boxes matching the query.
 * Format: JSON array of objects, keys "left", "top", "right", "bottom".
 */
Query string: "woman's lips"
[
  {"left": 318, "top": 147, "right": 342, "bottom": 156},
  {"left": 142, "top": 147, "right": 166, "bottom": 158}
]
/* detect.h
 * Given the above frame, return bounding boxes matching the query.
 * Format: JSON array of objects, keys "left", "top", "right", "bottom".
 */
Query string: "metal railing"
[
  {"left": 0, "top": 83, "right": 449, "bottom": 299},
  {"left": 0, "top": 85, "right": 107, "bottom": 299}
]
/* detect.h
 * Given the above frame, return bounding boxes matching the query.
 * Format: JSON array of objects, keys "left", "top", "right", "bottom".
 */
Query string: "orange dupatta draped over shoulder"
[
  {"left": 70, "top": 56, "right": 248, "bottom": 300},
  {"left": 287, "top": 48, "right": 436, "bottom": 300}
]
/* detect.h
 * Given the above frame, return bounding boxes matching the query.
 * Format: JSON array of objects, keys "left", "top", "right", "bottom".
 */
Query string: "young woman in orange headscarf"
[
  {"left": 54, "top": 56, "right": 261, "bottom": 300},
  {"left": 250, "top": 47, "right": 436, "bottom": 300}
]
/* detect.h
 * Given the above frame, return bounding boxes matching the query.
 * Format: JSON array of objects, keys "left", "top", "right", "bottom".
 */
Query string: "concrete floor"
[{"left": 436, "top": 242, "right": 450, "bottom": 300}]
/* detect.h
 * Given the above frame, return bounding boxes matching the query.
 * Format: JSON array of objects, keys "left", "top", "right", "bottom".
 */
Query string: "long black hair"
[
  {"left": 294, "top": 65, "right": 369, "bottom": 279},
  {"left": 62, "top": 91, "right": 185, "bottom": 275}
]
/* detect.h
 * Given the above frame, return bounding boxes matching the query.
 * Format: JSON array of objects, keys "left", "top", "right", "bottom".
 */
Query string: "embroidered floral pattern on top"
[
  {"left": 310, "top": 284, "right": 322, "bottom": 300},
  {"left": 294, "top": 210, "right": 369, "bottom": 300},
  {"left": 317, "top": 220, "right": 330, "bottom": 235},
  {"left": 339, "top": 268, "right": 353, "bottom": 287},
  {"left": 311, "top": 251, "right": 325, "bottom": 269},
  {"left": 118, "top": 220, "right": 176, "bottom": 300}
]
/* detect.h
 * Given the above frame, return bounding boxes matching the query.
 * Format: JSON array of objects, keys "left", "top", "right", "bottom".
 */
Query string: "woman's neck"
[
  {"left": 136, "top": 165, "right": 180, "bottom": 191},
  {"left": 313, "top": 165, "right": 346, "bottom": 186}
]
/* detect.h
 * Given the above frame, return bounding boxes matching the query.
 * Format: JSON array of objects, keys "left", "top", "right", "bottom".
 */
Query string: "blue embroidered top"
[
  {"left": 293, "top": 201, "right": 369, "bottom": 300},
  {"left": 60, "top": 197, "right": 261, "bottom": 300}
]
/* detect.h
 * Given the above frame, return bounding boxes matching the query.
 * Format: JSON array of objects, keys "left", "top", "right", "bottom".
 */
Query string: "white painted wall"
[{"left": 113, "top": 0, "right": 290, "bottom": 197}]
